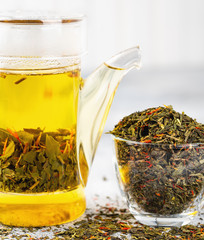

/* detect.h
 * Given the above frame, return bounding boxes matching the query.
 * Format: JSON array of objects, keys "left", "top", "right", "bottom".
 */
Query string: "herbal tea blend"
[
  {"left": 0, "top": 128, "right": 79, "bottom": 193},
  {"left": 110, "top": 106, "right": 204, "bottom": 215},
  {"left": 110, "top": 105, "right": 204, "bottom": 144}
]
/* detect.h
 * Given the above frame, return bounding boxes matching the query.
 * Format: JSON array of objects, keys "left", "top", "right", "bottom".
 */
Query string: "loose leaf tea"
[
  {"left": 110, "top": 106, "right": 204, "bottom": 215},
  {"left": 115, "top": 141, "right": 204, "bottom": 215},
  {"left": 0, "top": 128, "right": 79, "bottom": 193},
  {"left": 110, "top": 105, "right": 204, "bottom": 144}
]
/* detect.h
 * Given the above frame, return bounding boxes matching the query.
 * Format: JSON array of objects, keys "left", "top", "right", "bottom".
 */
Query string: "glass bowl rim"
[{"left": 111, "top": 134, "right": 204, "bottom": 149}]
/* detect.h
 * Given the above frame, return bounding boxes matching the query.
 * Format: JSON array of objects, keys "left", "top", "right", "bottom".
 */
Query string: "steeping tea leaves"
[
  {"left": 0, "top": 128, "right": 79, "bottom": 193},
  {"left": 0, "top": 69, "right": 87, "bottom": 226}
]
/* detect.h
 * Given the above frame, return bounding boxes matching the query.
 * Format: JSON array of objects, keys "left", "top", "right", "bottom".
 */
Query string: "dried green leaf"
[
  {"left": 17, "top": 131, "right": 34, "bottom": 144},
  {"left": 45, "top": 134, "right": 61, "bottom": 160},
  {"left": 21, "top": 151, "right": 37, "bottom": 164},
  {"left": 23, "top": 128, "right": 43, "bottom": 135},
  {"left": 0, "top": 128, "right": 16, "bottom": 142},
  {"left": 0, "top": 140, "right": 15, "bottom": 161}
]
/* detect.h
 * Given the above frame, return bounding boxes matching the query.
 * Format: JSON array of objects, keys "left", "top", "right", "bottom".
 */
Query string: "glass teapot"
[{"left": 0, "top": 12, "right": 141, "bottom": 227}]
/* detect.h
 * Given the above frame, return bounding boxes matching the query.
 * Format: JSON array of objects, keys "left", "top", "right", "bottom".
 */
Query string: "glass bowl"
[{"left": 112, "top": 136, "right": 204, "bottom": 227}]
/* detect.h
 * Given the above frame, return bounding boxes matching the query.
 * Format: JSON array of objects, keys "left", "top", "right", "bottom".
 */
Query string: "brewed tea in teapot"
[{"left": 0, "top": 12, "right": 141, "bottom": 226}]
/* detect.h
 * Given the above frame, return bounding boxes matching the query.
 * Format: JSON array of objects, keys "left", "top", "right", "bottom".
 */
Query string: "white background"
[
  {"left": 0, "top": 0, "right": 204, "bottom": 71},
  {"left": 0, "top": 0, "right": 204, "bottom": 212}
]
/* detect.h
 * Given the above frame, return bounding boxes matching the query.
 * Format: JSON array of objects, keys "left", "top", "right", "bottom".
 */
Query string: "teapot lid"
[{"left": 0, "top": 11, "right": 87, "bottom": 58}]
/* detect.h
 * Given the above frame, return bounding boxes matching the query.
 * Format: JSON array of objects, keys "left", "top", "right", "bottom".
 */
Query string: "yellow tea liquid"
[
  {"left": 0, "top": 185, "right": 86, "bottom": 226},
  {"left": 0, "top": 69, "right": 80, "bottom": 130},
  {"left": 0, "top": 67, "right": 86, "bottom": 226}
]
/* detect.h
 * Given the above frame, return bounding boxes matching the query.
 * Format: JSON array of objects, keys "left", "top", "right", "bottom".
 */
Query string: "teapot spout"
[
  {"left": 77, "top": 46, "right": 141, "bottom": 185},
  {"left": 105, "top": 46, "right": 141, "bottom": 70}
]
